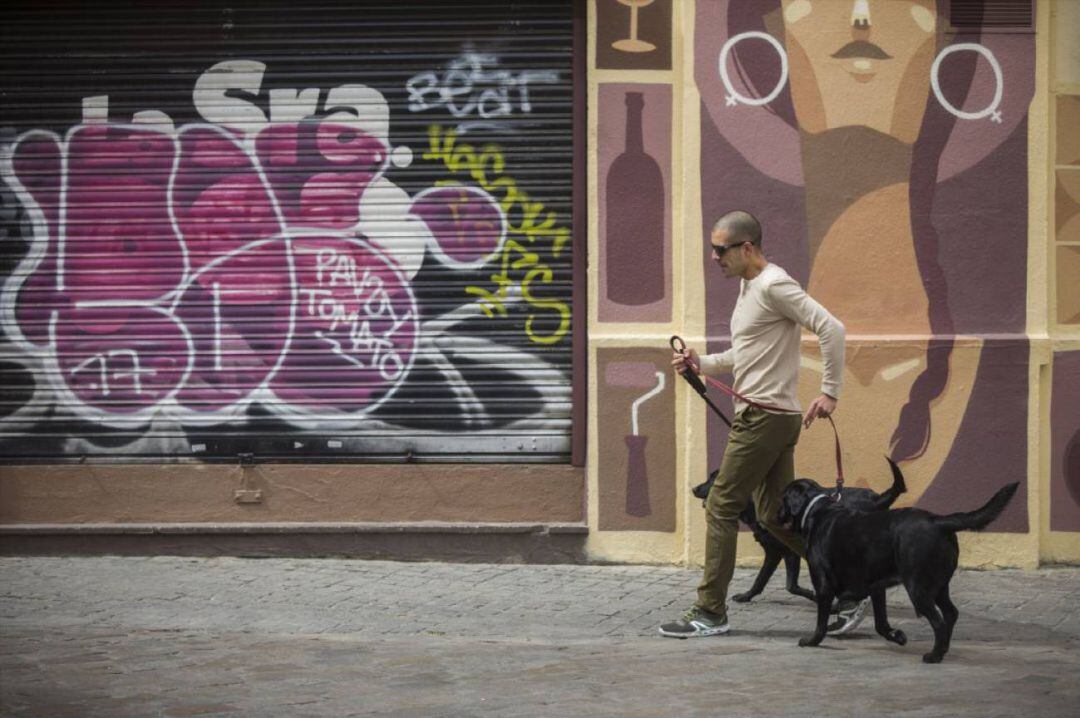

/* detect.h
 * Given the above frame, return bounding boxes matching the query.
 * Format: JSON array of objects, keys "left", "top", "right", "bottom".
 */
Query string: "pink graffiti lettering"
[
  {"left": 5, "top": 113, "right": 417, "bottom": 422},
  {"left": 256, "top": 122, "right": 386, "bottom": 229},
  {"left": 408, "top": 185, "right": 505, "bottom": 267},
  {"left": 274, "top": 236, "right": 416, "bottom": 410},
  {"left": 10, "top": 133, "right": 63, "bottom": 347},
  {"left": 64, "top": 125, "right": 186, "bottom": 301},
  {"left": 54, "top": 304, "right": 192, "bottom": 415}
]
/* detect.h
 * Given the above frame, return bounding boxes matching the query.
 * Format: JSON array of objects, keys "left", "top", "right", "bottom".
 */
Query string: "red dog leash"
[{"left": 670, "top": 335, "right": 845, "bottom": 500}]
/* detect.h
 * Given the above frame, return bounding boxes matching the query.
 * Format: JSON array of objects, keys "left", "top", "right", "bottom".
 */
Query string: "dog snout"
[{"left": 776, "top": 501, "right": 791, "bottom": 523}]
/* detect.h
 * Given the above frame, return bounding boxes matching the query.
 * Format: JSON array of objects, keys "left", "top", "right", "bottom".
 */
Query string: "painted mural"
[
  {"left": 0, "top": 3, "right": 575, "bottom": 462},
  {"left": 1051, "top": 351, "right": 1080, "bottom": 531},
  {"left": 595, "top": 0, "right": 673, "bottom": 71},
  {"left": 598, "top": 83, "right": 672, "bottom": 322},
  {"left": 1057, "top": 95, "right": 1080, "bottom": 324},
  {"left": 597, "top": 347, "right": 676, "bottom": 531},
  {"left": 694, "top": 0, "right": 1032, "bottom": 529}
]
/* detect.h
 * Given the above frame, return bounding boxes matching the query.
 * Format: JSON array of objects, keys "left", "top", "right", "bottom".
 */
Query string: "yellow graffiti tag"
[{"left": 424, "top": 124, "right": 571, "bottom": 346}]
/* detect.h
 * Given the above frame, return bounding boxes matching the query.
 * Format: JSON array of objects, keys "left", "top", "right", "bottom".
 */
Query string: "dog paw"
[
  {"left": 922, "top": 652, "right": 943, "bottom": 664},
  {"left": 732, "top": 592, "right": 752, "bottom": 603},
  {"left": 798, "top": 636, "right": 819, "bottom": 648},
  {"left": 888, "top": 629, "right": 907, "bottom": 646}
]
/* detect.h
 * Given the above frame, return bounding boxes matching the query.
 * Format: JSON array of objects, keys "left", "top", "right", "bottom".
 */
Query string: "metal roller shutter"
[{"left": 0, "top": 0, "right": 577, "bottom": 463}]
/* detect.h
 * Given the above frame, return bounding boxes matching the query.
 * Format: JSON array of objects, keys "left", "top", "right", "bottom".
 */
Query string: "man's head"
[{"left": 710, "top": 210, "right": 764, "bottom": 279}]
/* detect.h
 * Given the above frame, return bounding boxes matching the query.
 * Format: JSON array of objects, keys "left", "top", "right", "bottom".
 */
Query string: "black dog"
[
  {"left": 692, "top": 465, "right": 906, "bottom": 603},
  {"left": 777, "top": 460, "right": 1019, "bottom": 663}
]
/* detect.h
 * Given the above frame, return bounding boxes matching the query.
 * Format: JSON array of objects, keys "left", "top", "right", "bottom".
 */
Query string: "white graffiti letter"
[
  {"left": 194, "top": 59, "right": 268, "bottom": 133},
  {"left": 268, "top": 87, "right": 320, "bottom": 124}
]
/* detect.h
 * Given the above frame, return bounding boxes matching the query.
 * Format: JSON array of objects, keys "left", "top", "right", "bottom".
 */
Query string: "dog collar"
[{"left": 800, "top": 494, "right": 830, "bottom": 533}]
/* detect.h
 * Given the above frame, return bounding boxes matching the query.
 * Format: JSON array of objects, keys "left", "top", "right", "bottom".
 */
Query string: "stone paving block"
[{"left": 1, "top": 557, "right": 1078, "bottom": 716}]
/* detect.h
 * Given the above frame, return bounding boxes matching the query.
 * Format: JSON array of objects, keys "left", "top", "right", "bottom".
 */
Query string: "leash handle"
[
  {"left": 669, "top": 336, "right": 708, "bottom": 397},
  {"left": 670, "top": 335, "right": 732, "bottom": 428}
]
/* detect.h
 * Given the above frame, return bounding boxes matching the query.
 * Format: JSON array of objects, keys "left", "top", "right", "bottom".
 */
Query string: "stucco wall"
[{"left": 586, "top": 0, "right": 1078, "bottom": 567}]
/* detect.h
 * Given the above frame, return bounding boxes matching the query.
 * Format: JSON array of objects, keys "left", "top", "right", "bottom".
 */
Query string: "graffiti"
[
  {"left": 409, "top": 185, "right": 506, "bottom": 269},
  {"left": 193, "top": 59, "right": 391, "bottom": 139},
  {"left": 1, "top": 55, "right": 573, "bottom": 455},
  {"left": 3, "top": 121, "right": 420, "bottom": 424},
  {"left": 405, "top": 53, "right": 559, "bottom": 126},
  {"left": 423, "top": 124, "right": 571, "bottom": 345}
]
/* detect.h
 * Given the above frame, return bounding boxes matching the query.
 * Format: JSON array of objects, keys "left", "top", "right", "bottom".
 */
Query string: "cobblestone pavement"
[{"left": 1, "top": 557, "right": 1078, "bottom": 717}]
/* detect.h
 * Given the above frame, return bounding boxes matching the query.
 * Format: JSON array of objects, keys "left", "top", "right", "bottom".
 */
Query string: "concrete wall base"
[{"left": 0, "top": 523, "right": 590, "bottom": 564}]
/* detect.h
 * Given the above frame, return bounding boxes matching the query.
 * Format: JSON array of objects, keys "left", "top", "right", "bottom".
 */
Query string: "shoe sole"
[{"left": 658, "top": 625, "right": 730, "bottom": 638}]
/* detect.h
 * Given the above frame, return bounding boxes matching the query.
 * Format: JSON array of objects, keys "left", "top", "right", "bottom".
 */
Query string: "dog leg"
[
  {"left": 733, "top": 549, "right": 781, "bottom": 603},
  {"left": 935, "top": 585, "right": 959, "bottom": 656},
  {"left": 870, "top": 588, "right": 906, "bottom": 646},
  {"left": 916, "top": 601, "right": 949, "bottom": 663},
  {"left": 798, "top": 587, "right": 834, "bottom": 647},
  {"left": 906, "top": 579, "right": 950, "bottom": 663},
  {"left": 783, "top": 553, "right": 815, "bottom": 601}
]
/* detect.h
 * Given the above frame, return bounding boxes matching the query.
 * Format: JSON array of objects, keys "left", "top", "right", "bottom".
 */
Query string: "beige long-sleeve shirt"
[{"left": 698, "top": 263, "right": 844, "bottom": 415}]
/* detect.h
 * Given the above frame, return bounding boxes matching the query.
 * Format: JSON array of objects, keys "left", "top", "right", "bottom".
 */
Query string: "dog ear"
[
  {"left": 777, "top": 483, "right": 803, "bottom": 525},
  {"left": 783, "top": 482, "right": 811, "bottom": 517}
]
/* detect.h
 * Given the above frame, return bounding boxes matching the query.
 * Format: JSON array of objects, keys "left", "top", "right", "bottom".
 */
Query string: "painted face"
[
  {"left": 780, "top": 0, "right": 938, "bottom": 143},
  {"left": 710, "top": 227, "right": 749, "bottom": 278}
]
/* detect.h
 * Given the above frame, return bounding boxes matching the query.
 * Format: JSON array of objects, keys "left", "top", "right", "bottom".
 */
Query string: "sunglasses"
[{"left": 710, "top": 240, "right": 749, "bottom": 257}]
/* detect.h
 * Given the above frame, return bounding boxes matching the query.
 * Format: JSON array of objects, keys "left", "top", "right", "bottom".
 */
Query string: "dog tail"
[
  {"left": 870, "top": 457, "right": 907, "bottom": 510},
  {"left": 930, "top": 483, "right": 1020, "bottom": 533}
]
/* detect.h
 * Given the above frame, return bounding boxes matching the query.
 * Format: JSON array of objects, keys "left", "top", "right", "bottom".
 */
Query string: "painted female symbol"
[
  {"left": 718, "top": 31, "right": 788, "bottom": 107},
  {"left": 931, "top": 43, "right": 1004, "bottom": 124}
]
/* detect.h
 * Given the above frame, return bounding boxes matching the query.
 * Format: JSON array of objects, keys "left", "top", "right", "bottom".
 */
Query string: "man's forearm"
[
  {"left": 699, "top": 348, "right": 735, "bottom": 376},
  {"left": 816, "top": 316, "right": 845, "bottom": 401}
]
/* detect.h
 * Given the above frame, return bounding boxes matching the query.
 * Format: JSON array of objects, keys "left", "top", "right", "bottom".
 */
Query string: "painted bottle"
[{"left": 606, "top": 91, "right": 664, "bottom": 306}]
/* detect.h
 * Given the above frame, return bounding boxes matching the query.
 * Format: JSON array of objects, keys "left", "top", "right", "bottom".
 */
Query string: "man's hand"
[
  {"left": 671, "top": 347, "right": 700, "bottom": 375},
  {"left": 803, "top": 393, "right": 837, "bottom": 429}
]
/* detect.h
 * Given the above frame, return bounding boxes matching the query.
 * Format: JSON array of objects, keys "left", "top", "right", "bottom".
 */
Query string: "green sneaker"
[{"left": 658, "top": 606, "right": 730, "bottom": 638}]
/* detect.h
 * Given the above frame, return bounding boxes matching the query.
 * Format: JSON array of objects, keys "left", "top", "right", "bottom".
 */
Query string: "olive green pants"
[{"left": 697, "top": 406, "right": 806, "bottom": 617}]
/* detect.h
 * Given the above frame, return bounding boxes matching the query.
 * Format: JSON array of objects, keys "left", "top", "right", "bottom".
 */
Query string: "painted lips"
[{"left": 831, "top": 41, "right": 892, "bottom": 60}]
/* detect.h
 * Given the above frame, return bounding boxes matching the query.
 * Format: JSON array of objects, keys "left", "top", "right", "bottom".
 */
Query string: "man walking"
[{"left": 659, "top": 210, "right": 865, "bottom": 638}]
